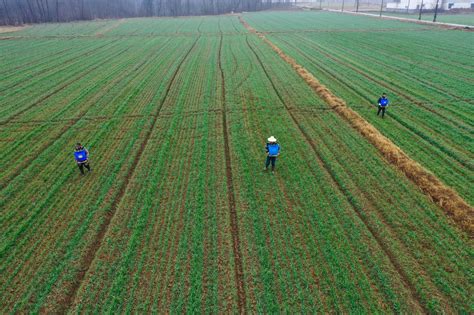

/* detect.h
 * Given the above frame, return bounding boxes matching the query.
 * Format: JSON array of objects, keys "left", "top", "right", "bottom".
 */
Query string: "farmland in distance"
[{"left": 0, "top": 12, "right": 472, "bottom": 313}]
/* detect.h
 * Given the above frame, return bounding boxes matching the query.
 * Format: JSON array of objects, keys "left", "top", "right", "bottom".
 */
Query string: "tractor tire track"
[
  {"left": 61, "top": 36, "right": 200, "bottom": 312},
  {"left": 218, "top": 28, "right": 247, "bottom": 313},
  {"left": 240, "top": 15, "right": 473, "bottom": 233},
  {"left": 246, "top": 34, "right": 431, "bottom": 313},
  {"left": 242, "top": 95, "right": 331, "bottom": 310}
]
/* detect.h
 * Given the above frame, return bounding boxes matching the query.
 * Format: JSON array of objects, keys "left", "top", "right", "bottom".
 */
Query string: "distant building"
[{"left": 386, "top": 0, "right": 474, "bottom": 11}]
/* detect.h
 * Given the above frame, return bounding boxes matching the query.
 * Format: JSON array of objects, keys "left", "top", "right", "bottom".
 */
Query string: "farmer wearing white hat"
[{"left": 264, "top": 136, "right": 280, "bottom": 173}]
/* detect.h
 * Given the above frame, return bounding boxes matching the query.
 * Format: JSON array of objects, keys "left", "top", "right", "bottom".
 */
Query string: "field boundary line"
[
  {"left": 61, "top": 36, "right": 201, "bottom": 312},
  {"left": 218, "top": 25, "right": 247, "bottom": 313},
  {"left": 238, "top": 16, "right": 473, "bottom": 233}
]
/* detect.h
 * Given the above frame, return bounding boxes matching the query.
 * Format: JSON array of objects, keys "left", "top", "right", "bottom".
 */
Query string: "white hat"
[{"left": 268, "top": 136, "right": 277, "bottom": 142}]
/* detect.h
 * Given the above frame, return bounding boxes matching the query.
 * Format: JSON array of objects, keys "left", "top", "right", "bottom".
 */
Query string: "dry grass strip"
[
  {"left": 239, "top": 15, "right": 473, "bottom": 235},
  {"left": 0, "top": 26, "right": 27, "bottom": 34}
]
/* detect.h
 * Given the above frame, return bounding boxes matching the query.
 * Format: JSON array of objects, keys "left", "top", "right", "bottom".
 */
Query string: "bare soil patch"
[{"left": 0, "top": 26, "right": 27, "bottom": 34}]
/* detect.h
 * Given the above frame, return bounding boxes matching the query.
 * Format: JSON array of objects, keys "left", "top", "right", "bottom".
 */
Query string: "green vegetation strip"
[
  {"left": 1, "top": 15, "right": 472, "bottom": 313},
  {"left": 240, "top": 14, "right": 473, "bottom": 234}
]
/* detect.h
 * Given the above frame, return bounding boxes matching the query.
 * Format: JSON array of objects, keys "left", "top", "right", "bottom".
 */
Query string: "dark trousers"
[
  {"left": 77, "top": 161, "right": 91, "bottom": 174},
  {"left": 377, "top": 105, "right": 387, "bottom": 118},
  {"left": 265, "top": 156, "right": 277, "bottom": 170}
]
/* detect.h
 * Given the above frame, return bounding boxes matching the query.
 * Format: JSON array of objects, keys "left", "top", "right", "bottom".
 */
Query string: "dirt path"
[
  {"left": 0, "top": 26, "right": 27, "bottom": 34},
  {"left": 217, "top": 26, "right": 247, "bottom": 313},
  {"left": 238, "top": 15, "right": 473, "bottom": 234}
]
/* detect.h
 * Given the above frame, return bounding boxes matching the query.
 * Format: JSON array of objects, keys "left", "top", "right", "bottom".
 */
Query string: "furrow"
[
  {"left": 0, "top": 39, "right": 171, "bottom": 190},
  {"left": 218, "top": 28, "right": 247, "bottom": 313},
  {"left": 0, "top": 41, "right": 125, "bottom": 125},
  {"left": 245, "top": 32, "right": 430, "bottom": 313},
  {"left": 239, "top": 15, "right": 473, "bottom": 235},
  {"left": 61, "top": 36, "right": 201, "bottom": 312}
]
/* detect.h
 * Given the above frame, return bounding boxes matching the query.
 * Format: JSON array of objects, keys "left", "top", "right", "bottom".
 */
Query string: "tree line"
[{"left": 1, "top": 0, "right": 294, "bottom": 25}]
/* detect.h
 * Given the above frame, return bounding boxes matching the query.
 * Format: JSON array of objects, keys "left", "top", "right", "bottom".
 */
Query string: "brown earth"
[
  {"left": 217, "top": 30, "right": 247, "bottom": 313},
  {"left": 0, "top": 26, "right": 27, "bottom": 34}
]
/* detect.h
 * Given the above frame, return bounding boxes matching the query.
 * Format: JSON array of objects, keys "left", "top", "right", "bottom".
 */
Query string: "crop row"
[
  {"left": 244, "top": 12, "right": 474, "bottom": 204},
  {"left": 223, "top": 26, "right": 471, "bottom": 312},
  {"left": 242, "top": 11, "right": 430, "bottom": 32},
  {"left": 0, "top": 39, "right": 116, "bottom": 94},
  {"left": 0, "top": 39, "right": 79, "bottom": 77},
  {"left": 1, "top": 14, "right": 471, "bottom": 313},
  {"left": 106, "top": 15, "right": 245, "bottom": 36},
  {"left": 0, "top": 16, "right": 246, "bottom": 40},
  {"left": 18, "top": 20, "right": 115, "bottom": 36},
  {"left": 69, "top": 35, "right": 239, "bottom": 313},
  {"left": 0, "top": 35, "right": 197, "bottom": 312},
  {"left": 381, "top": 12, "right": 474, "bottom": 25},
  {"left": 0, "top": 37, "right": 178, "bottom": 187},
  {"left": 0, "top": 39, "right": 125, "bottom": 121}
]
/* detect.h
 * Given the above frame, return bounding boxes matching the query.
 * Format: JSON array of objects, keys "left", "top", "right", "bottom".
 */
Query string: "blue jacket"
[
  {"left": 266, "top": 143, "right": 280, "bottom": 157},
  {"left": 378, "top": 97, "right": 389, "bottom": 107},
  {"left": 74, "top": 149, "right": 88, "bottom": 162}
]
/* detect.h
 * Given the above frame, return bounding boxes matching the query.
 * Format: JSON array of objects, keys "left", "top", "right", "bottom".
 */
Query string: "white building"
[{"left": 386, "top": 0, "right": 473, "bottom": 11}]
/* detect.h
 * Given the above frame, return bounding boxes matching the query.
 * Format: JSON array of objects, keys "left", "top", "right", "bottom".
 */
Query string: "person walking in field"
[
  {"left": 377, "top": 93, "right": 390, "bottom": 118},
  {"left": 264, "top": 136, "right": 280, "bottom": 173},
  {"left": 74, "top": 142, "right": 91, "bottom": 175}
]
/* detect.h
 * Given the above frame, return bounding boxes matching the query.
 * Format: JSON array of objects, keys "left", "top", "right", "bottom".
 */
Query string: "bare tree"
[
  {"left": 55, "top": 0, "right": 59, "bottom": 22},
  {"left": 0, "top": 0, "right": 273, "bottom": 25},
  {"left": 2, "top": 0, "right": 11, "bottom": 24}
]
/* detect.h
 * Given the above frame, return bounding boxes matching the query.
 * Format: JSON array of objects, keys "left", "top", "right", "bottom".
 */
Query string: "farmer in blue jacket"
[
  {"left": 377, "top": 93, "right": 389, "bottom": 118},
  {"left": 264, "top": 136, "right": 280, "bottom": 173},
  {"left": 74, "top": 142, "right": 91, "bottom": 175}
]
